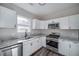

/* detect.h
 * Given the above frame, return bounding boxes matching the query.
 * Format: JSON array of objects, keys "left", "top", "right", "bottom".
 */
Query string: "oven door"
[{"left": 47, "top": 41, "right": 58, "bottom": 49}]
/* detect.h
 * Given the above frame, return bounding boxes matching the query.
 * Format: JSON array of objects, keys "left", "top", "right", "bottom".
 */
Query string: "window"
[{"left": 17, "top": 16, "right": 31, "bottom": 33}]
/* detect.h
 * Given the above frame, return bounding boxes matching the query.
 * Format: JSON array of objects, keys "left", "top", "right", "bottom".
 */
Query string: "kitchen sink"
[{"left": 25, "top": 36, "right": 33, "bottom": 39}]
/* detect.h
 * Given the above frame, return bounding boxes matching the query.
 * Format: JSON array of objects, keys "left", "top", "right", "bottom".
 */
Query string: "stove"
[
  {"left": 46, "top": 33, "right": 60, "bottom": 39},
  {"left": 46, "top": 33, "right": 60, "bottom": 52}
]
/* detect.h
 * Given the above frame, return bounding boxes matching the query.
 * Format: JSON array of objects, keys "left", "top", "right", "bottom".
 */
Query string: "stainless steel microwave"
[{"left": 48, "top": 23, "right": 59, "bottom": 29}]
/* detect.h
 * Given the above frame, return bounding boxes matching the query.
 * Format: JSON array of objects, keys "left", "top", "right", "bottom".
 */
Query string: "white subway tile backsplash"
[{"left": 31, "top": 29, "right": 79, "bottom": 40}]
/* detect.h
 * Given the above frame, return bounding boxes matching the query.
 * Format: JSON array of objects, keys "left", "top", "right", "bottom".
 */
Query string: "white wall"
[
  {"left": 0, "top": 28, "right": 17, "bottom": 40},
  {"left": 0, "top": 3, "right": 34, "bottom": 19},
  {"left": 0, "top": 4, "right": 32, "bottom": 41}
]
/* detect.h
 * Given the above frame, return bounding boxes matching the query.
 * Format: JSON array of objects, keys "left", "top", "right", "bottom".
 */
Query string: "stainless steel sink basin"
[{"left": 25, "top": 36, "right": 33, "bottom": 39}]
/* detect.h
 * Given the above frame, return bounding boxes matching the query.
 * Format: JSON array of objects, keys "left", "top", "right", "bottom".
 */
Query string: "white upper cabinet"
[
  {"left": 47, "top": 14, "right": 79, "bottom": 29},
  {"left": 32, "top": 19, "right": 40, "bottom": 29},
  {"left": 48, "top": 17, "right": 69, "bottom": 29},
  {"left": 32, "top": 14, "right": 79, "bottom": 29},
  {"left": 69, "top": 14, "right": 79, "bottom": 29},
  {"left": 40, "top": 21, "right": 48, "bottom": 29},
  {"left": 0, "top": 6, "right": 16, "bottom": 28},
  {"left": 32, "top": 19, "right": 48, "bottom": 29},
  {"left": 31, "top": 19, "right": 36, "bottom": 29},
  {"left": 58, "top": 17, "right": 69, "bottom": 29}
]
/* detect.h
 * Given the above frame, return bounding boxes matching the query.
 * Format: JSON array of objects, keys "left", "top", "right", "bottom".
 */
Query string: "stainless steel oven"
[
  {"left": 46, "top": 33, "right": 60, "bottom": 53},
  {"left": 46, "top": 40, "right": 58, "bottom": 53},
  {"left": 47, "top": 41, "right": 58, "bottom": 49},
  {"left": 0, "top": 43, "right": 22, "bottom": 56}
]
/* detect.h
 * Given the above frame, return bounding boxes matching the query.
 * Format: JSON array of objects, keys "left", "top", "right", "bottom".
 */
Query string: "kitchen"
[{"left": 0, "top": 3, "right": 79, "bottom": 56}]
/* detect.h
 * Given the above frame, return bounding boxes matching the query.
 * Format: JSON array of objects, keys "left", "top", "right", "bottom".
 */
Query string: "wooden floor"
[{"left": 32, "top": 47, "right": 62, "bottom": 56}]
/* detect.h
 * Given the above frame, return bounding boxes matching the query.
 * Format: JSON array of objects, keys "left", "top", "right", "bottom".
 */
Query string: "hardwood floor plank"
[{"left": 32, "top": 47, "right": 62, "bottom": 56}]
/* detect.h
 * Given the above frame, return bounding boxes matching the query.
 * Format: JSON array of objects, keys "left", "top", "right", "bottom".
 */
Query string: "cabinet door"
[
  {"left": 58, "top": 39, "right": 66, "bottom": 55},
  {"left": 31, "top": 19, "right": 36, "bottom": 29},
  {"left": 69, "top": 14, "right": 79, "bottom": 29},
  {"left": 0, "top": 6, "right": 16, "bottom": 28},
  {"left": 37, "top": 37, "right": 42, "bottom": 48},
  {"left": 12, "top": 48, "right": 18, "bottom": 56},
  {"left": 44, "top": 21, "right": 48, "bottom": 29},
  {"left": 54, "top": 17, "right": 69, "bottom": 29},
  {"left": 32, "top": 19, "right": 40, "bottom": 29},
  {"left": 31, "top": 39, "right": 39, "bottom": 53},
  {"left": 39, "top": 21, "right": 44, "bottom": 29},
  {"left": 70, "top": 42, "right": 79, "bottom": 56},
  {"left": 59, "top": 17, "right": 69, "bottom": 29},
  {"left": 40, "top": 21, "right": 48, "bottom": 29},
  {"left": 35, "top": 20, "right": 40, "bottom": 29},
  {"left": 41, "top": 37, "right": 46, "bottom": 47},
  {"left": 58, "top": 39, "right": 70, "bottom": 56},
  {"left": 23, "top": 41, "right": 32, "bottom": 56}
]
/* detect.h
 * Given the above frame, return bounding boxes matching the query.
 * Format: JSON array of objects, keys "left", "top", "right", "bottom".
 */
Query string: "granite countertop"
[
  {"left": 59, "top": 36, "right": 79, "bottom": 43},
  {"left": 46, "top": 35, "right": 79, "bottom": 43},
  {"left": 0, "top": 34, "right": 46, "bottom": 49}
]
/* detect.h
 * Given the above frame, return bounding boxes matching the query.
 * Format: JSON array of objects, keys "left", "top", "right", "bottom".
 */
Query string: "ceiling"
[{"left": 14, "top": 3, "right": 79, "bottom": 20}]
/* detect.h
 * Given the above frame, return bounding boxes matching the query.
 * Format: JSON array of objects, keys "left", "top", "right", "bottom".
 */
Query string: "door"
[
  {"left": 54, "top": 17, "right": 69, "bottom": 29},
  {"left": 40, "top": 21, "right": 44, "bottom": 29},
  {"left": 58, "top": 39, "right": 65, "bottom": 55},
  {"left": 31, "top": 19, "right": 36, "bottom": 29},
  {"left": 40, "top": 21, "right": 48, "bottom": 29},
  {"left": 32, "top": 19, "right": 40, "bottom": 29},
  {"left": 41, "top": 37, "right": 46, "bottom": 47},
  {"left": 31, "top": 38, "right": 39, "bottom": 53},
  {"left": 23, "top": 41, "right": 32, "bottom": 56},
  {"left": 70, "top": 42, "right": 79, "bottom": 56},
  {"left": 37, "top": 37, "right": 42, "bottom": 48},
  {"left": 0, "top": 6, "right": 16, "bottom": 28},
  {"left": 59, "top": 17, "right": 69, "bottom": 29},
  {"left": 69, "top": 14, "right": 79, "bottom": 29},
  {"left": 58, "top": 39, "right": 70, "bottom": 56}
]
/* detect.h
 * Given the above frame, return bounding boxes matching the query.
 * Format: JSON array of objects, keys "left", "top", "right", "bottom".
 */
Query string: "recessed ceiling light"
[
  {"left": 29, "top": 3, "right": 34, "bottom": 5},
  {"left": 39, "top": 3, "right": 46, "bottom": 6},
  {"left": 29, "top": 3, "right": 46, "bottom": 6}
]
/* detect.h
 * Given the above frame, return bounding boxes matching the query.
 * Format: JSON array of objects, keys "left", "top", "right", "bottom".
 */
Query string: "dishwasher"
[{"left": 0, "top": 43, "right": 23, "bottom": 56}]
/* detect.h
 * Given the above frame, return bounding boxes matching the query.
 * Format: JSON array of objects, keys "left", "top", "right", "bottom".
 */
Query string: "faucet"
[{"left": 24, "top": 32, "right": 27, "bottom": 39}]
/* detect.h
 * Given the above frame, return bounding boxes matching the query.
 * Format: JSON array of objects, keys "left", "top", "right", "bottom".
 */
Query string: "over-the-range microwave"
[{"left": 48, "top": 23, "right": 59, "bottom": 29}]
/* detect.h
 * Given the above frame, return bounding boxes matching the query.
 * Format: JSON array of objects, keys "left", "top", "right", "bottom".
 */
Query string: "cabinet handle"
[
  {"left": 69, "top": 44, "right": 71, "bottom": 48},
  {"left": 69, "top": 26, "right": 71, "bottom": 29},
  {"left": 37, "top": 40, "right": 39, "bottom": 42},
  {"left": 14, "top": 25, "right": 16, "bottom": 27},
  {"left": 30, "top": 43, "right": 32, "bottom": 46}
]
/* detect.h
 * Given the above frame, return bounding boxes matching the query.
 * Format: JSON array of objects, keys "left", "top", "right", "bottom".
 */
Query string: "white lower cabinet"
[
  {"left": 31, "top": 38, "right": 40, "bottom": 53},
  {"left": 58, "top": 39, "right": 70, "bottom": 56},
  {"left": 23, "top": 36, "right": 46, "bottom": 56},
  {"left": 58, "top": 39, "right": 79, "bottom": 56},
  {"left": 69, "top": 42, "right": 79, "bottom": 56},
  {"left": 23, "top": 40, "right": 32, "bottom": 56},
  {"left": 41, "top": 37, "right": 46, "bottom": 47}
]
